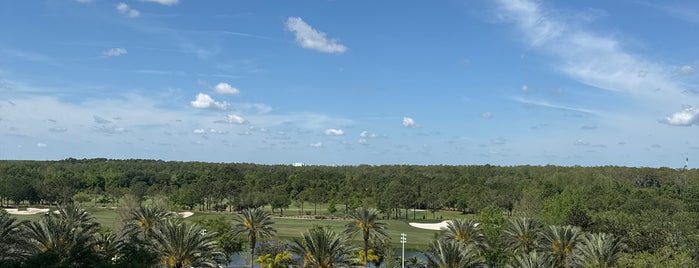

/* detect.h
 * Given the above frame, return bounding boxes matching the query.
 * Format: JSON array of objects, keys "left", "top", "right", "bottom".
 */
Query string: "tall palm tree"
[
  {"left": 344, "top": 207, "right": 389, "bottom": 267},
  {"left": 151, "top": 219, "right": 221, "bottom": 268},
  {"left": 441, "top": 219, "right": 488, "bottom": 253},
  {"left": 425, "top": 239, "right": 482, "bottom": 268},
  {"left": 507, "top": 252, "right": 553, "bottom": 268},
  {"left": 291, "top": 225, "right": 356, "bottom": 268},
  {"left": 233, "top": 207, "right": 276, "bottom": 268},
  {"left": 0, "top": 209, "right": 25, "bottom": 260},
  {"left": 538, "top": 225, "right": 581, "bottom": 268},
  {"left": 572, "top": 233, "right": 624, "bottom": 268},
  {"left": 502, "top": 217, "right": 540, "bottom": 254},
  {"left": 122, "top": 204, "right": 174, "bottom": 240}
]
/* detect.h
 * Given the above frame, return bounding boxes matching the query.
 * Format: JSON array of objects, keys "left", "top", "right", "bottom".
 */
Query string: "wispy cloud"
[
  {"left": 217, "top": 31, "right": 271, "bottom": 40},
  {"left": 140, "top": 0, "right": 178, "bottom": 6},
  {"left": 495, "top": 0, "right": 692, "bottom": 106},
  {"left": 512, "top": 97, "right": 597, "bottom": 115},
  {"left": 636, "top": 1, "right": 699, "bottom": 24},
  {"left": 678, "top": 65, "right": 696, "bottom": 75},
  {"left": 116, "top": 3, "right": 140, "bottom": 18},
  {"left": 103, "top": 47, "right": 127, "bottom": 57},
  {"left": 309, "top": 142, "right": 324, "bottom": 148},
  {"left": 0, "top": 48, "right": 58, "bottom": 65},
  {"left": 284, "top": 17, "right": 348, "bottom": 54}
]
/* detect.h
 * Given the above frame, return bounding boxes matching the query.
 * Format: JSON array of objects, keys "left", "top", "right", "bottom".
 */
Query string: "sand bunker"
[
  {"left": 4, "top": 208, "right": 50, "bottom": 215},
  {"left": 409, "top": 220, "right": 452, "bottom": 230},
  {"left": 178, "top": 212, "right": 194, "bottom": 218}
]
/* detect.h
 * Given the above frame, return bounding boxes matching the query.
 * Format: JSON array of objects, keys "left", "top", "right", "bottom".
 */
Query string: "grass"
[{"left": 5, "top": 204, "right": 469, "bottom": 251}]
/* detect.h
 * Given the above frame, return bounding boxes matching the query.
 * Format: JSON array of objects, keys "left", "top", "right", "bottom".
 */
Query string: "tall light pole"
[{"left": 400, "top": 233, "right": 407, "bottom": 268}]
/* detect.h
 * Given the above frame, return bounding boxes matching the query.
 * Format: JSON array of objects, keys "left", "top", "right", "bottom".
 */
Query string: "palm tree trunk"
[
  {"left": 250, "top": 239, "right": 256, "bottom": 268},
  {"left": 364, "top": 232, "right": 369, "bottom": 268}
]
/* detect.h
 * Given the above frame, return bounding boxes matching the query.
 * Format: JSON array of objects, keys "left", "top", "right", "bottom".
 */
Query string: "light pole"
[{"left": 400, "top": 233, "right": 407, "bottom": 268}]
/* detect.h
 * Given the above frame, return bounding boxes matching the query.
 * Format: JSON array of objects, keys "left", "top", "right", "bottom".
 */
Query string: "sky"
[{"left": 1, "top": 0, "right": 699, "bottom": 167}]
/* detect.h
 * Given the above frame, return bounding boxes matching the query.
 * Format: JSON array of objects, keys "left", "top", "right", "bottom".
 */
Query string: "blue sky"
[{"left": 1, "top": 0, "right": 699, "bottom": 167}]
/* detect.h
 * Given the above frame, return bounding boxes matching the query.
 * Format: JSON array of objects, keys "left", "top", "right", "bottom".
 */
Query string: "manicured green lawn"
[{"left": 7, "top": 207, "right": 454, "bottom": 250}]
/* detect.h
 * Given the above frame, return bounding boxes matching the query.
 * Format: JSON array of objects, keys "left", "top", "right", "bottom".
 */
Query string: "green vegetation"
[{"left": 1, "top": 158, "right": 699, "bottom": 267}]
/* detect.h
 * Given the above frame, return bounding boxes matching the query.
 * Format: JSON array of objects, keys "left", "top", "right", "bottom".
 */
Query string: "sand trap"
[
  {"left": 4, "top": 208, "right": 50, "bottom": 215},
  {"left": 178, "top": 212, "right": 194, "bottom": 218},
  {"left": 409, "top": 220, "right": 452, "bottom": 230}
]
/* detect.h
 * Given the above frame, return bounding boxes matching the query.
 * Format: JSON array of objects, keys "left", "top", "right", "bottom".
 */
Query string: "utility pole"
[{"left": 400, "top": 233, "right": 407, "bottom": 268}]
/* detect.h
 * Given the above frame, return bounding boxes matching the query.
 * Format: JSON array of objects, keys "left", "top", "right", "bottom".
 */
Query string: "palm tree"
[
  {"left": 21, "top": 209, "right": 100, "bottom": 266},
  {"left": 425, "top": 239, "right": 482, "bottom": 268},
  {"left": 291, "top": 225, "right": 356, "bottom": 268},
  {"left": 55, "top": 204, "right": 99, "bottom": 234},
  {"left": 94, "top": 232, "right": 121, "bottom": 262},
  {"left": 507, "top": 252, "right": 553, "bottom": 268},
  {"left": 572, "top": 233, "right": 624, "bottom": 268},
  {"left": 122, "top": 204, "right": 174, "bottom": 240},
  {"left": 233, "top": 207, "right": 276, "bottom": 268},
  {"left": 0, "top": 209, "right": 25, "bottom": 260},
  {"left": 441, "top": 219, "right": 488, "bottom": 253},
  {"left": 344, "top": 207, "right": 389, "bottom": 267},
  {"left": 538, "top": 225, "right": 581, "bottom": 268},
  {"left": 150, "top": 219, "right": 221, "bottom": 268},
  {"left": 502, "top": 217, "right": 540, "bottom": 254}
]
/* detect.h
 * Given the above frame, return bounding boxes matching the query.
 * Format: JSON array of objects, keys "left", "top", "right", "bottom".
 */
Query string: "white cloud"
[
  {"left": 481, "top": 112, "right": 493, "bottom": 119},
  {"left": 213, "top": 82, "right": 240, "bottom": 95},
  {"left": 358, "top": 138, "right": 368, "bottom": 145},
  {"left": 238, "top": 103, "right": 272, "bottom": 114},
  {"left": 522, "top": 84, "right": 529, "bottom": 93},
  {"left": 190, "top": 93, "right": 230, "bottom": 110},
  {"left": 661, "top": 107, "right": 699, "bottom": 126},
  {"left": 512, "top": 97, "right": 597, "bottom": 115},
  {"left": 491, "top": 137, "right": 507, "bottom": 145},
  {"left": 359, "top": 130, "right": 377, "bottom": 138},
  {"left": 402, "top": 117, "right": 418, "bottom": 128},
  {"left": 221, "top": 114, "right": 246, "bottom": 124},
  {"left": 679, "top": 65, "right": 695, "bottom": 75},
  {"left": 116, "top": 3, "right": 140, "bottom": 18},
  {"left": 495, "top": 0, "right": 690, "bottom": 107},
  {"left": 36, "top": 143, "right": 47, "bottom": 148},
  {"left": 48, "top": 127, "right": 67, "bottom": 133},
  {"left": 574, "top": 139, "right": 590, "bottom": 146},
  {"left": 208, "top": 128, "right": 227, "bottom": 134},
  {"left": 93, "top": 125, "right": 128, "bottom": 134},
  {"left": 103, "top": 48, "right": 127, "bottom": 57},
  {"left": 140, "top": 0, "right": 178, "bottom": 6},
  {"left": 309, "top": 142, "right": 323, "bottom": 148},
  {"left": 193, "top": 128, "right": 206, "bottom": 134},
  {"left": 324, "top": 128, "right": 344, "bottom": 136},
  {"left": 284, "top": 17, "right": 348, "bottom": 54}
]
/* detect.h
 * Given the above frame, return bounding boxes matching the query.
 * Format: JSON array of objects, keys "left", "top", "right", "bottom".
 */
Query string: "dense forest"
[{"left": 2, "top": 159, "right": 699, "bottom": 267}]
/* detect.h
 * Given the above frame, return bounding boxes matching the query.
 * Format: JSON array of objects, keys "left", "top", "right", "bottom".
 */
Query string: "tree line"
[{"left": 1, "top": 158, "right": 699, "bottom": 266}]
